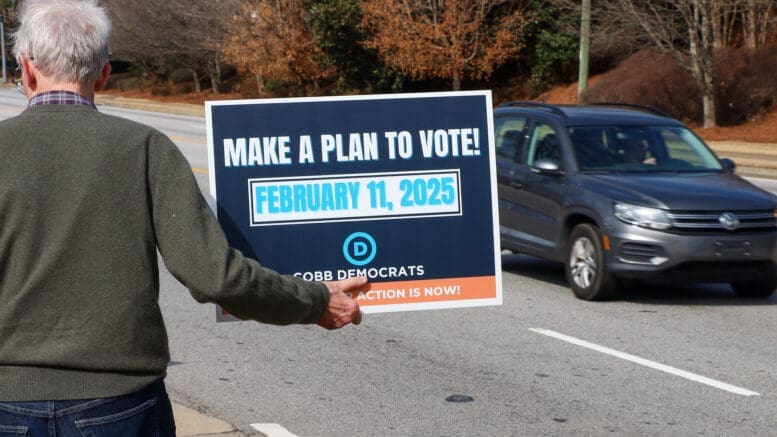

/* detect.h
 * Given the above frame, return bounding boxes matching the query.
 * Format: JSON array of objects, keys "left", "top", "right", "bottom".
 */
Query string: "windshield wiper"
[
  {"left": 579, "top": 169, "right": 617, "bottom": 174},
  {"left": 654, "top": 169, "right": 718, "bottom": 174}
]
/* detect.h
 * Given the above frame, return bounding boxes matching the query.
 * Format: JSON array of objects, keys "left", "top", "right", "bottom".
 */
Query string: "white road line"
[
  {"left": 530, "top": 328, "right": 760, "bottom": 397},
  {"left": 251, "top": 423, "right": 300, "bottom": 437}
]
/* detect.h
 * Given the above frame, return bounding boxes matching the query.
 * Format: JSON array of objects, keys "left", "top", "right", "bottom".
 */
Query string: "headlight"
[{"left": 614, "top": 203, "right": 672, "bottom": 230}]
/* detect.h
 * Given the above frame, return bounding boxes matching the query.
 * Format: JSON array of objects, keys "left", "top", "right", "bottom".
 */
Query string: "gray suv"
[{"left": 495, "top": 102, "right": 777, "bottom": 300}]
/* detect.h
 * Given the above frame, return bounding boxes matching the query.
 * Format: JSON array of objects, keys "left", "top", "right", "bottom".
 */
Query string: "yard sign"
[{"left": 206, "top": 91, "right": 501, "bottom": 318}]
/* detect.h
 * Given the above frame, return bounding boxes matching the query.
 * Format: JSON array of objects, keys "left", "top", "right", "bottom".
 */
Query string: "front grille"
[{"left": 668, "top": 210, "right": 776, "bottom": 231}]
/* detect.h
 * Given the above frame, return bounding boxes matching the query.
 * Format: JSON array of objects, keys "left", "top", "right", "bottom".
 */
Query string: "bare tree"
[
  {"left": 711, "top": 0, "right": 739, "bottom": 48},
  {"left": 614, "top": 0, "right": 719, "bottom": 127},
  {"left": 709, "top": 0, "right": 775, "bottom": 49},
  {"left": 361, "top": 0, "right": 526, "bottom": 91},
  {"left": 743, "top": 0, "right": 775, "bottom": 49},
  {"left": 103, "top": 0, "right": 237, "bottom": 93},
  {"left": 549, "top": 0, "right": 646, "bottom": 61}
]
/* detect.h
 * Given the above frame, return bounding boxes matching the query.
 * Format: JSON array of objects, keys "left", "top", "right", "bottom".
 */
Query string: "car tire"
[
  {"left": 565, "top": 224, "right": 617, "bottom": 300},
  {"left": 731, "top": 277, "right": 777, "bottom": 298}
]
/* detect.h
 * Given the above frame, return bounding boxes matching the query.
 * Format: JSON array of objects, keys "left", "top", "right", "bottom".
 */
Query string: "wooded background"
[{"left": 2, "top": 0, "right": 776, "bottom": 127}]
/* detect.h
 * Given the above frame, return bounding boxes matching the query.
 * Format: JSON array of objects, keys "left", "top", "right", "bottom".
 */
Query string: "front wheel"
[{"left": 565, "top": 224, "right": 617, "bottom": 300}]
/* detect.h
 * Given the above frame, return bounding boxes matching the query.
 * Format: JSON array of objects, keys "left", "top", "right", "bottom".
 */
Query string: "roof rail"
[
  {"left": 498, "top": 101, "right": 567, "bottom": 117},
  {"left": 588, "top": 102, "right": 667, "bottom": 117}
]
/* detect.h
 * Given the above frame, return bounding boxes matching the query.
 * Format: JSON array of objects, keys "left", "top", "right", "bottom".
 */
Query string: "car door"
[
  {"left": 502, "top": 118, "right": 568, "bottom": 258},
  {"left": 494, "top": 114, "right": 529, "bottom": 251}
]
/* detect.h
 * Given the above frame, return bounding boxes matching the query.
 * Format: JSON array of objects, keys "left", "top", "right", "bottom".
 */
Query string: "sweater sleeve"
[{"left": 147, "top": 131, "right": 329, "bottom": 324}]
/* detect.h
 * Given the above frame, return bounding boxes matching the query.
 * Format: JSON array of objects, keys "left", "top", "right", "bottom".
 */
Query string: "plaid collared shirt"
[{"left": 28, "top": 90, "right": 97, "bottom": 109}]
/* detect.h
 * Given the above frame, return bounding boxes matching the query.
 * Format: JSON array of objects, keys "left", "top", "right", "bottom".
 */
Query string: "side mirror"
[
  {"left": 719, "top": 158, "right": 736, "bottom": 173},
  {"left": 532, "top": 158, "right": 563, "bottom": 176}
]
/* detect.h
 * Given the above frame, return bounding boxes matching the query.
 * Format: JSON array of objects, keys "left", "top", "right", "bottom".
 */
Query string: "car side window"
[
  {"left": 525, "top": 122, "right": 561, "bottom": 167},
  {"left": 494, "top": 116, "right": 527, "bottom": 162}
]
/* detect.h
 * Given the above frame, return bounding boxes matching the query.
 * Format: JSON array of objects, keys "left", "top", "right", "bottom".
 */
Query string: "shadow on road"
[
  {"left": 618, "top": 281, "right": 777, "bottom": 306},
  {"left": 501, "top": 253, "right": 777, "bottom": 307},
  {"left": 501, "top": 253, "right": 567, "bottom": 288}
]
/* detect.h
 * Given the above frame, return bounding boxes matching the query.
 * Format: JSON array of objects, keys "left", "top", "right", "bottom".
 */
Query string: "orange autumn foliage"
[
  {"left": 222, "top": 0, "right": 334, "bottom": 91},
  {"left": 361, "top": 0, "right": 525, "bottom": 90}
]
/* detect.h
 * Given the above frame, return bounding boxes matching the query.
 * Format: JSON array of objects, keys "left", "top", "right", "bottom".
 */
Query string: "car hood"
[{"left": 579, "top": 172, "right": 777, "bottom": 210}]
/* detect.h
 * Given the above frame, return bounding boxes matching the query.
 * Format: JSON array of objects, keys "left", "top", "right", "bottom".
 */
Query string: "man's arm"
[{"left": 147, "top": 132, "right": 364, "bottom": 326}]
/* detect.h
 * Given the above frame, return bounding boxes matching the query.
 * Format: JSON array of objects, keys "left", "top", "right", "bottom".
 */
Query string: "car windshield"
[{"left": 569, "top": 125, "right": 723, "bottom": 173}]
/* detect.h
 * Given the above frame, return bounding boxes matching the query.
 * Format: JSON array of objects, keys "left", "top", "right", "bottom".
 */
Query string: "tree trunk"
[
  {"left": 690, "top": 0, "right": 717, "bottom": 127},
  {"left": 191, "top": 69, "right": 202, "bottom": 93},
  {"left": 711, "top": 0, "right": 730, "bottom": 48},
  {"left": 255, "top": 74, "right": 265, "bottom": 94},
  {"left": 702, "top": 88, "right": 716, "bottom": 128},
  {"left": 210, "top": 60, "right": 221, "bottom": 94},
  {"left": 452, "top": 71, "right": 461, "bottom": 91},
  {"left": 743, "top": 0, "right": 773, "bottom": 49},
  {"left": 701, "top": 0, "right": 716, "bottom": 127},
  {"left": 745, "top": 0, "right": 757, "bottom": 49}
]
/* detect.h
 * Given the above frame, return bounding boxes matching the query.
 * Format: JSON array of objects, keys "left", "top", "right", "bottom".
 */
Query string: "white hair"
[{"left": 12, "top": 0, "right": 111, "bottom": 84}]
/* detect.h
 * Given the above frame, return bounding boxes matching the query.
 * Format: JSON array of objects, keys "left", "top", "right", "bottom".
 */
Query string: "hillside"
[{"left": 537, "top": 78, "right": 777, "bottom": 143}]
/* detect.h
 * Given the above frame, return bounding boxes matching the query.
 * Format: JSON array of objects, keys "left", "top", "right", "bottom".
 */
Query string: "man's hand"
[{"left": 317, "top": 276, "right": 367, "bottom": 330}]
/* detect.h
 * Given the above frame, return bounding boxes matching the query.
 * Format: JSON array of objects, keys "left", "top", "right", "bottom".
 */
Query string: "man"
[
  {"left": 0, "top": 0, "right": 364, "bottom": 435},
  {"left": 621, "top": 138, "right": 646, "bottom": 163},
  {"left": 620, "top": 135, "right": 654, "bottom": 164}
]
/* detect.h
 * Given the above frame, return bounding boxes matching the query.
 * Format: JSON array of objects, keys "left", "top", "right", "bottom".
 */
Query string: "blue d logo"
[
  {"left": 354, "top": 242, "right": 369, "bottom": 257},
  {"left": 343, "top": 232, "right": 377, "bottom": 266}
]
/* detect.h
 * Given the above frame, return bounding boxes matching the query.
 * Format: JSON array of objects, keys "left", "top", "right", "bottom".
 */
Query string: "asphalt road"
[{"left": 2, "top": 88, "right": 777, "bottom": 436}]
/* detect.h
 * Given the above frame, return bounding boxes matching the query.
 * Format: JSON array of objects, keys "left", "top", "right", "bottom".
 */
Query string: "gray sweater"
[{"left": 0, "top": 104, "right": 329, "bottom": 401}]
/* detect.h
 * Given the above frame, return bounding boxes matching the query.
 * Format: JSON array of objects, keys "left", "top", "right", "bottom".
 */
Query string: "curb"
[
  {"left": 172, "top": 402, "right": 242, "bottom": 436},
  {"left": 94, "top": 93, "right": 205, "bottom": 118},
  {"left": 706, "top": 140, "right": 777, "bottom": 180}
]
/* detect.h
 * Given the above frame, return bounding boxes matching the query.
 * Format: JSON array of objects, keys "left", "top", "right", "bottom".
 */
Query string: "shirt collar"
[{"left": 28, "top": 90, "right": 97, "bottom": 110}]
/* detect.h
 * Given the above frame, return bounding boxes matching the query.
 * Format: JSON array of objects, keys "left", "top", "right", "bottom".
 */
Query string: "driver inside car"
[{"left": 621, "top": 137, "right": 656, "bottom": 164}]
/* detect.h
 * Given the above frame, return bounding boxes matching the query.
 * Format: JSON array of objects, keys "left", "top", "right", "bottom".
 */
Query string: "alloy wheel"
[{"left": 570, "top": 237, "right": 597, "bottom": 289}]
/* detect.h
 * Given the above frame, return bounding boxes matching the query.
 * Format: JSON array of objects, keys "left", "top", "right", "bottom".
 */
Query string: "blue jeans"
[{"left": 0, "top": 380, "right": 175, "bottom": 437}]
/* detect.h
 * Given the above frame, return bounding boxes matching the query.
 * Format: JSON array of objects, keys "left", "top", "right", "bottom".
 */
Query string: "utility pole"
[
  {"left": 577, "top": 0, "right": 591, "bottom": 103},
  {"left": 1, "top": 15, "right": 6, "bottom": 83}
]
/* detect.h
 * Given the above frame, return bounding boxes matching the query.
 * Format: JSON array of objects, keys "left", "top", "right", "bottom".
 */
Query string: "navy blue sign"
[{"left": 206, "top": 92, "right": 501, "bottom": 316}]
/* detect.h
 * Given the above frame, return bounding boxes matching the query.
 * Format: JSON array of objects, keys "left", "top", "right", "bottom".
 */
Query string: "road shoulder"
[{"left": 172, "top": 402, "right": 241, "bottom": 436}]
